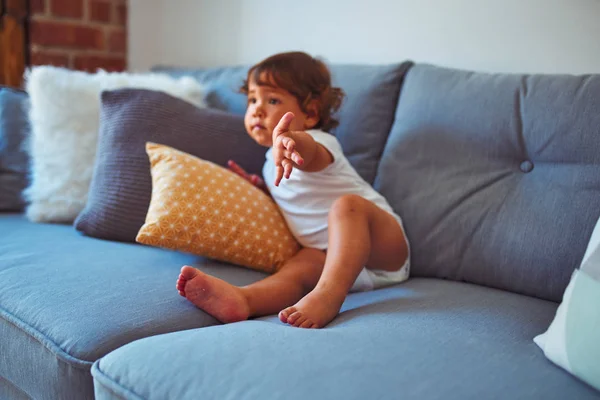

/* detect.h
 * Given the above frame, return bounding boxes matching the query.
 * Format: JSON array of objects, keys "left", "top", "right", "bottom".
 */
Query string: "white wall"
[{"left": 129, "top": 0, "right": 600, "bottom": 74}]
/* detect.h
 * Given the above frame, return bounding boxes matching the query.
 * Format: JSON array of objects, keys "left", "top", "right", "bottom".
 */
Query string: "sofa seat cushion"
[
  {"left": 0, "top": 213, "right": 265, "bottom": 400},
  {"left": 92, "top": 278, "right": 599, "bottom": 400}
]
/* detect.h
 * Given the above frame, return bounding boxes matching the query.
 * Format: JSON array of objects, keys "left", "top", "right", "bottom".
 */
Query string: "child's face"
[{"left": 244, "top": 74, "right": 316, "bottom": 147}]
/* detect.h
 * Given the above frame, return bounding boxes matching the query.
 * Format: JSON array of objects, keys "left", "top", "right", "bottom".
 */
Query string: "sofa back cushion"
[
  {"left": 74, "top": 89, "right": 267, "bottom": 243},
  {"left": 0, "top": 86, "right": 29, "bottom": 211},
  {"left": 153, "top": 62, "right": 413, "bottom": 184},
  {"left": 375, "top": 64, "right": 600, "bottom": 302}
]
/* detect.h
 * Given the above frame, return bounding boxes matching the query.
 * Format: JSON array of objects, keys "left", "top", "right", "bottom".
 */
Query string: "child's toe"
[
  {"left": 180, "top": 266, "right": 198, "bottom": 280},
  {"left": 279, "top": 307, "right": 295, "bottom": 323},
  {"left": 278, "top": 311, "right": 287, "bottom": 323},
  {"left": 293, "top": 315, "right": 307, "bottom": 327},
  {"left": 299, "top": 319, "right": 313, "bottom": 329},
  {"left": 287, "top": 311, "right": 302, "bottom": 325}
]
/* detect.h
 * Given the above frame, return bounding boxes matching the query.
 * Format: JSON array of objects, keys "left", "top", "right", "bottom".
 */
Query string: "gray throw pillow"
[
  {"left": 375, "top": 64, "right": 600, "bottom": 302},
  {"left": 152, "top": 62, "right": 414, "bottom": 184},
  {"left": 0, "top": 86, "right": 29, "bottom": 211},
  {"left": 74, "top": 88, "right": 267, "bottom": 242}
]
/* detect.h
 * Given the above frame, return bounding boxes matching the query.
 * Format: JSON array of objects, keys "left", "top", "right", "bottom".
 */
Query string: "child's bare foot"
[
  {"left": 278, "top": 286, "right": 347, "bottom": 329},
  {"left": 176, "top": 266, "right": 250, "bottom": 323}
]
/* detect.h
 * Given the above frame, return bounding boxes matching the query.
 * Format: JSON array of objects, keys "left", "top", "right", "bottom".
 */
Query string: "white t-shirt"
[{"left": 263, "top": 129, "right": 403, "bottom": 250}]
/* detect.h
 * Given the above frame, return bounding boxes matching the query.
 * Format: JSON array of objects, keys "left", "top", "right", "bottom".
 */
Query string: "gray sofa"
[{"left": 1, "top": 61, "right": 600, "bottom": 400}]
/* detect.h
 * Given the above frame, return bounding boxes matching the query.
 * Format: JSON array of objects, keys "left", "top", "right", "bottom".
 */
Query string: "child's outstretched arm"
[{"left": 272, "top": 112, "right": 333, "bottom": 186}]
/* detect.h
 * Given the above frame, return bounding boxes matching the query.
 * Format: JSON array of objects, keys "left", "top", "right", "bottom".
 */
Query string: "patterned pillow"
[{"left": 136, "top": 143, "right": 300, "bottom": 273}]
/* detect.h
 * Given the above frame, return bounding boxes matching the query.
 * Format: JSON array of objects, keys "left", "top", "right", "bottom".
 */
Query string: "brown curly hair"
[{"left": 241, "top": 51, "right": 345, "bottom": 132}]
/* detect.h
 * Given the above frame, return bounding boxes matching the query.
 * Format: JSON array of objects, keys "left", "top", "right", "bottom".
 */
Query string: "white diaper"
[
  {"left": 350, "top": 259, "right": 410, "bottom": 292},
  {"left": 350, "top": 215, "right": 411, "bottom": 292}
]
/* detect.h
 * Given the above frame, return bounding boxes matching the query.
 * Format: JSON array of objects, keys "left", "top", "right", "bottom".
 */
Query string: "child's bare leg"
[
  {"left": 176, "top": 248, "right": 325, "bottom": 323},
  {"left": 279, "top": 194, "right": 408, "bottom": 328}
]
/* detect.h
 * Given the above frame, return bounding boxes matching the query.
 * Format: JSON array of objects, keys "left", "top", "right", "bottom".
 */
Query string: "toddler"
[{"left": 176, "top": 51, "right": 410, "bottom": 328}]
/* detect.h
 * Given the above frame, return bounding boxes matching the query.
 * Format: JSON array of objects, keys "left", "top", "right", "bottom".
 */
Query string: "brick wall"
[{"left": 29, "top": 0, "right": 127, "bottom": 72}]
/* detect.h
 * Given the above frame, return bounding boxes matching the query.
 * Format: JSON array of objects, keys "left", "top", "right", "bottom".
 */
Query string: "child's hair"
[{"left": 241, "top": 51, "right": 345, "bottom": 132}]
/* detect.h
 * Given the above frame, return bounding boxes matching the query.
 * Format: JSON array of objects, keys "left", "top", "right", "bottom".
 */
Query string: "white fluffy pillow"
[{"left": 24, "top": 66, "right": 204, "bottom": 223}]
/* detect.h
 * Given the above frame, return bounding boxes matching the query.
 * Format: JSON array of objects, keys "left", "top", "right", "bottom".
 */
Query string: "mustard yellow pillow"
[{"left": 136, "top": 142, "right": 300, "bottom": 273}]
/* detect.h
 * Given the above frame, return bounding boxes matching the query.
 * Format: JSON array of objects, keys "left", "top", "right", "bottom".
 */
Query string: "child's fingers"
[
  {"left": 282, "top": 159, "right": 293, "bottom": 179},
  {"left": 292, "top": 151, "right": 303, "bottom": 166},
  {"left": 275, "top": 135, "right": 287, "bottom": 151},
  {"left": 272, "top": 146, "right": 282, "bottom": 162},
  {"left": 250, "top": 174, "right": 265, "bottom": 186},
  {"left": 281, "top": 137, "right": 296, "bottom": 152},
  {"left": 272, "top": 112, "right": 295, "bottom": 141},
  {"left": 277, "top": 136, "right": 303, "bottom": 164},
  {"left": 228, "top": 160, "right": 242, "bottom": 171},
  {"left": 227, "top": 160, "right": 248, "bottom": 179},
  {"left": 275, "top": 165, "right": 284, "bottom": 187},
  {"left": 273, "top": 137, "right": 286, "bottom": 163},
  {"left": 284, "top": 150, "right": 304, "bottom": 166},
  {"left": 252, "top": 175, "right": 268, "bottom": 192}
]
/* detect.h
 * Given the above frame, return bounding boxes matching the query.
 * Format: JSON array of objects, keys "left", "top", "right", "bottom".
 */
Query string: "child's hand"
[
  {"left": 227, "top": 160, "right": 268, "bottom": 193},
  {"left": 272, "top": 112, "right": 305, "bottom": 186}
]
